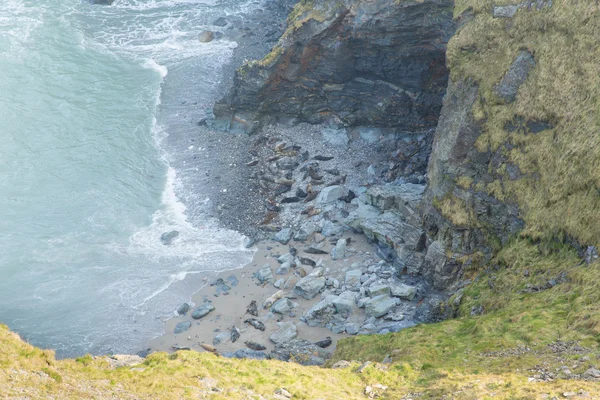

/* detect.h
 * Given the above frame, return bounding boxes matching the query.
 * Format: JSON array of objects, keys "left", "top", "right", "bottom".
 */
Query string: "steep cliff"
[
  {"left": 213, "top": 0, "right": 455, "bottom": 134},
  {"left": 422, "top": 0, "right": 600, "bottom": 288}
]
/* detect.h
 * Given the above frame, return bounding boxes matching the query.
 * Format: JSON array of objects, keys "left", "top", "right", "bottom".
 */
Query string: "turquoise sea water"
[{"left": 0, "top": 0, "right": 254, "bottom": 357}]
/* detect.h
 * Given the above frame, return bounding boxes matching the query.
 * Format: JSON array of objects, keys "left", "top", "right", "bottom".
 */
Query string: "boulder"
[
  {"left": 345, "top": 322, "right": 360, "bottom": 335},
  {"left": 270, "top": 339, "right": 330, "bottom": 366},
  {"left": 294, "top": 276, "right": 326, "bottom": 299},
  {"left": 494, "top": 50, "right": 535, "bottom": 103},
  {"left": 331, "top": 238, "right": 346, "bottom": 260},
  {"left": 316, "top": 186, "right": 344, "bottom": 205},
  {"left": 304, "top": 298, "right": 336, "bottom": 327},
  {"left": 255, "top": 263, "right": 274, "bottom": 284},
  {"left": 273, "top": 228, "right": 294, "bottom": 244},
  {"left": 367, "top": 283, "right": 391, "bottom": 297},
  {"left": 271, "top": 298, "right": 293, "bottom": 314},
  {"left": 390, "top": 283, "right": 417, "bottom": 300},
  {"left": 276, "top": 262, "right": 292, "bottom": 275},
  {"left": 176, "top": 302, "right": 191, "bottom": 316},
  {"left": 270, "top": 321, "right": 297, "bottom": 344},
  {"left": 365, "top": 295, "right": 397, "bottom": 318},
  {"left": 345, "top": 269, "right": 363, "bottom": 288},
  {"left": 174, "top": 321, "right": 192, "bottom": 334},
  {"left": 213, "top": 331, "right": 231, "bottom": 345},
  {"left": 332, "top": 291, "right": 357, "bottom": 318},
  {"left": 192, "top": 303, "right": 215, "bottom": 320},
  {"left": 321, "top": 221, "right": 344, "bottom": 237},
  {"left": 224, "top": 349, "right": 268, "bottom": 360},
  {"left": 198, "top": 30, "right": 215, "bottom": 43},
  {"left": 160, "top": 230, "right": 179, "bottom": 245},
  {"left": 294, "top": 221, "right": 316, "bottom": 242}
]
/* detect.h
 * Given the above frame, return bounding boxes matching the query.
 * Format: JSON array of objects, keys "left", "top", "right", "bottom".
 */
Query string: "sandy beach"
[{"left": 148, "top": 232, "right": 378, "bottom": 358}]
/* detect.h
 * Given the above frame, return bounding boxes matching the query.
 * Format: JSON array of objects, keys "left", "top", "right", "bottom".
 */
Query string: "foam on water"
[{"left": 0, "top": 0, "right": 260, "bottom": 357}]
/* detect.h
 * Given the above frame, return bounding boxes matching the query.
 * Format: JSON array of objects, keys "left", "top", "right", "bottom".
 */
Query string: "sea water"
[{"left": 0, "top": 0, "right": 256, "bottom": 357}]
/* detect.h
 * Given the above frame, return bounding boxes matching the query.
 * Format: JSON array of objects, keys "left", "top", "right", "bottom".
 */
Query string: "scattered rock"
[
  {"left": 583, "top": 367, "right": 600, "bottom": 379},
  {"left": 255, "top": 263, "right": 274, "bottom": 284},
  {"left": 294, "top": 222, "right": 316, "bottom": 241},
  {"left": 270, "top": 321, "right": 298, "bottom": 344},
  {"left": 274, "top": 388, "right": 292, "bottom": 399},
  {"left": 316, "top": 185, "right": 344, "bottom": 205},
  {"left": 294, "top": 276, "right": 326, "bottom": 299},
  {"left": 273, "top": 228, "right": 294, "bottom": 244},
  {"left": 192, "top": 303, "right": 215, "bottom": 320},
  {"left": 224, "top": 348, "right": 268, "bottom": 360},
  {"left": 213, "top": 331, "right": 231, "bottom": 345},
  {"left": 495, "top": 50, "right": 536, "bottom": 103},
  {"left": 176, "top": 302, "right": 191, "bottom": 316},
  {"left": 160, "top": 230, "right": 179, "bottom": 245},
  {"left": 198, "top": 30, "right": 215, "bottom": 43},
  {"left": 365, "top": 295, "right": 397, "bottom": 318},
  {"left": 331, "top": 237, "right": 347, "bottom": 260},
  {"left": 174, "top": 321, "right": 192, "bottom": 334},
  {"left": 304, "top": 298, "right": 336, "bottom": 327},
  {"left": 367, "top": 283, "right": 391, "bottom": 297},
  {"left": 345, "top": 322, "right": 360, "bottom": 335},
  {"left": 390, "top": 283, "right": 417, "bottom": 300},
  {"left": 345, "top": 269, "right": 363, "bottom": 288},
  {"left": 108, "top": 355, "right": 144, "bottom": 368},
  {"left": 270, "top": 339, "right": 329, "bottom": 366},
  {"left": 273, "top": 278, "right": 285, "bottom": 288},
  {"left": 332, "top": 291, "right": 357, "bottom": 317},
  {"left": 271, "top": 298, "right": 293, "bottom": 314},
  {"left": 332, "top": 360, "right": 352, "bottom": 369}
]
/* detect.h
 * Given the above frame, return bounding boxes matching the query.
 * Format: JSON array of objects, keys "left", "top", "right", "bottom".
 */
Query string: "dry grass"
[{"left": 448, "top": 0, "right": 600, "bottom": 245}]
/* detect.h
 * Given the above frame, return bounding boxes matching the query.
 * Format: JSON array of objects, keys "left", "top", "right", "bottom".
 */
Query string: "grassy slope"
[
  {"left": 447, "top": 0, "right": 600, "bottom": 245},
  {"left": 3, "top": 2, "right": 600, "bottom": 399}
]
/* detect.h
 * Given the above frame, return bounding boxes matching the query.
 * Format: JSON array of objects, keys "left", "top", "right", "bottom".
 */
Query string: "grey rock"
[
  {"left": 192, "top": 303, "right": 215, "bottom": 320},
  {"left": 273, "top": 228, "right": 294, "bottom": 245},
  {"left": 316, "top": 186, "right": 344, "bottom": 205},
  {"left": 332, "top": 291, "right": 356, "bottom": 318},
  {"left": 365, "top": 295, "right": 397, "bottom": 318},
  {"left": 271, "top": 298, "right": 293, "bottom": 314},
  {"left": 345, "top": 322, "right": 360, "bottom": 335},
  {"left": 270, "top": 321, "right": 297, "bottom": 344},
  {"left": 255, "top": 263, "right": 274, "bottom": 284},
  {"left": 321, "top": 127, "right": 349, "bottom": 146},
  {"left": 367, "top": 283, "right": 391, "bottom": 297},
  {"left": 294, "top": 221, "right": 316, "bottom": 242},
  {"left": 276, "top": 262, "right": 291, "bottom": 275},
  {"left": 176, "top": 302, "right": 191, "bottom": 316},
  {"left": 345, "top": 269, "right": 363, "bottom": 288},
  {"left": 277, "top": 253, "right": 295, "bottom": 264},
  {"left": 294, "top": 276, "right": 326, "bottom": 300},
  {"left": 492, "top": 5, "right": 519, "bottom": 18},
  {"left": 583, "top": 367, "right": 600, "bottom": 379},
  {"left": 274, "top": 278, "right": 285, "bottom": 289},
  {"left": 304, "top": 298, "right": 336, "bottom": 327},
  {"left": 331, "top": 238, "right": 347, "bottom": 260},
  {"left": 270, "top": 339, "right": 330, "bottom": 366},
  {"left": 198, "top": 30, "right": 214, "bottom": 43},
  {"left": 495, "top": 50, "right": 535, "bottom": 103},
  {"left": 173, "top": 321, "right": 191, "bottom": 334},
  {"left": 390, "top": 283, "right": 417, "bottom": 300},
  {"left": 321, "top": 220, "right": 344, "bottom": 237},
  {"left": 160, "top": 230, "right": 179, "bottom": 245},
  {"left": 224, "top": 348, "right": 268, "bottom": 360}
]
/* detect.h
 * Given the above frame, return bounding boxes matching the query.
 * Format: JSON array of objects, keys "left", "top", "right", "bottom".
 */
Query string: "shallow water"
[{"left": 0, "top": 0, "right": 256, "bottom": 357}]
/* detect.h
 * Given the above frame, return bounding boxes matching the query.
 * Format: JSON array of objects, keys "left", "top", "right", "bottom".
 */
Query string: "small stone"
[
  {"left": 332, "top": 292, "right": 356, "bottom": 317},
  {"left": 192, "top": 303, "right": 215, "bottom": 320},
  {"left": 160, "top": 230, "right": 179, "bottom": 245},
  {"left": 345, "top": 269, "right": 363, "bottom": 288},
  {"left": 294, "top": 222, "right": 316, "bottom": 242},
  {"left": 274, "top": 388, "right": 292, "bottom": 399},
  {"left": 274, "top": 278, "right": 285, "bottom": 289},
  {"left": 213, "top": 331, "right": 231, "bottom": 345},
  {"left": 332, "top": 360, "right": 352, "bottom": 369},
  {"left": 367, "top": 283, "right": 391, "bottom": 297},
  {"left": 174, "top": 321, "right": 191, "bottom": 334},
  {"left": 271, "top": 298, "right": 293, "bottom": 314},
  {"left": 583, "top": 367, "right": 600, "bottom": 379},
  {"left": 276, "top": 262, "right": 291, "bottom": 275}
]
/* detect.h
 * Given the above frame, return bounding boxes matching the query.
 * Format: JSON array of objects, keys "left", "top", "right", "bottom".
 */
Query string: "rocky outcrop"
[{"left": 213, "top": 0, "right": 454, "bottom": 135}]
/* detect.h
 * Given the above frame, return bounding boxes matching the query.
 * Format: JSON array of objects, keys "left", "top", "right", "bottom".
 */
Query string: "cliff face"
[
  {"left": 213, "top": 0, "right": 455, "bottom": 134},
  {"left": 422, "top": 1, "right": 600, "bottom": 288}
]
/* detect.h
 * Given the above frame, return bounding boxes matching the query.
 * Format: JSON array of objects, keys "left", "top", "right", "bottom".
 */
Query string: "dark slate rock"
[
  {"left": 223, "top": 349, "right": 269, "bottom": 360},
  {"left": 495, "top": 51, "right": 536, "bottom": 102}
]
